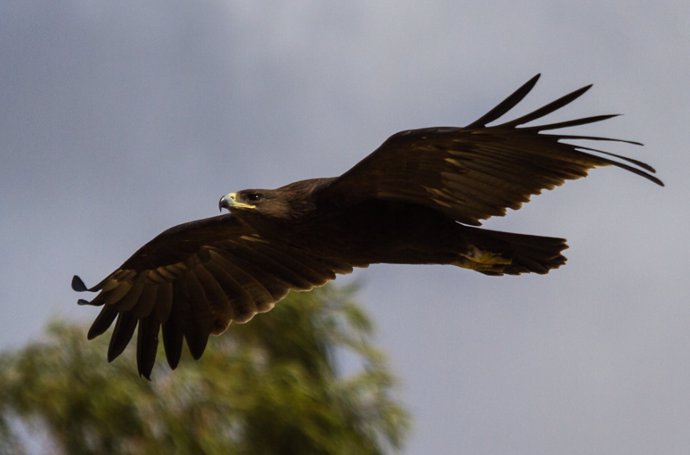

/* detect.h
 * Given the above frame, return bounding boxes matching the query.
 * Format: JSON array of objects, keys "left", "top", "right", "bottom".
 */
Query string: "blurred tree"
[{"left": 0, "top": 286, "right": 408, "bottom": 455}]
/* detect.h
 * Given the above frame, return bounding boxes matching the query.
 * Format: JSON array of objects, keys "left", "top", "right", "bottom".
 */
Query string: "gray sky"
[{"left": 1, "top": 1, "right": 689, "bottom": 453}]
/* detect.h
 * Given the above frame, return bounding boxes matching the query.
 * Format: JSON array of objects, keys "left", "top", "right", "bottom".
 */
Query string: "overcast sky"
[{"left": 1, "top": 1, "right": 689, "bottom": 453}]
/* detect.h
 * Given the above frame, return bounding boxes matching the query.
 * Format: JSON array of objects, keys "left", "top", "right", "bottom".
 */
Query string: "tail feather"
[{"left": 458, "top": 226, "right": 568, "bottom": 275}]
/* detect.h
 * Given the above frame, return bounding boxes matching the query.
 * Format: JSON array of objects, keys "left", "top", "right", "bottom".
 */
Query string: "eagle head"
[{"left": 219, "top": 189, "right": 295, "bottom": 219}]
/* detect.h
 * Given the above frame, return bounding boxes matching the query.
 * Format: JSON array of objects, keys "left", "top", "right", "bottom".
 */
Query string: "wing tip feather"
[
  {"left": 466, "top": 73, "right": 541, "bottom": 128},
  {"left": 72, "top": 275, "right": 87, "bottom": 292}
]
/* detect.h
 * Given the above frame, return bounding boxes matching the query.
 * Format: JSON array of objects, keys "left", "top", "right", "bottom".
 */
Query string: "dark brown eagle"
[{"left": 73, "top": 75, "right": 662, "bottom": 378}]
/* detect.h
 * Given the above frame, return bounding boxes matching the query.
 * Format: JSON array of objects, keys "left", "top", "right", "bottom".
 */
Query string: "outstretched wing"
[
  {"left": 73, "top": 214, "right": 353, "bottom": 378},
  {"left": 320, "top": 74, "right": 663, "bottom": 226}
]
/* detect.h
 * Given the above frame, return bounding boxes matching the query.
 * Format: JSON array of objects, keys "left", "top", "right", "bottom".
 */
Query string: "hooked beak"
[{"left": 218, "top": 192, "right": 255, "bottom": 212}]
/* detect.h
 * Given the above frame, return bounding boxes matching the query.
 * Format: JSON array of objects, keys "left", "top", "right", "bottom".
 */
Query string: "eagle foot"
[{"left": 453, "top": 246, "right": 512, "bottom": 272}]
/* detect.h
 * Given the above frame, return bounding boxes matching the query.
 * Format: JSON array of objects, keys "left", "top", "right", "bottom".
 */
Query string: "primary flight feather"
[{"left": 74, "top": 75, "right": 662, "bottom": 378}]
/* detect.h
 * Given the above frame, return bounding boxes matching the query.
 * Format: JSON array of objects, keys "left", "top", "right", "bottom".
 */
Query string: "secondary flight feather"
[{"left": 74, "top": 75, "right": 662, "bottom": 378}]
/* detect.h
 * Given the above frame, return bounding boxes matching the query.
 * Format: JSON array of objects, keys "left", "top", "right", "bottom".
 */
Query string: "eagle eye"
[{"left": 245, "top": 192, "right": 264, "bottom": 203}]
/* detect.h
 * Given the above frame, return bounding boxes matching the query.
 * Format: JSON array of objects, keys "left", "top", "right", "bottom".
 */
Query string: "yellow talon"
[{"left": 453, "top": 246, "right": 512, "bottom": 272}]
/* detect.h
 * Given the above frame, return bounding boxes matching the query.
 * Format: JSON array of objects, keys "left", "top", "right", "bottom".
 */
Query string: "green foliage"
[{"left": 0, "top": 286, "right": 408, "bottom": 454}]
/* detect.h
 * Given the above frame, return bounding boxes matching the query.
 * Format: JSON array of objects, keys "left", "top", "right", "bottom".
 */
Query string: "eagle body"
[
  {"left": 227, "top": 179, "right": 564, "bottom": 274},
  {"left": 74, "top": 75, "right": 662, "bottom": 377}
]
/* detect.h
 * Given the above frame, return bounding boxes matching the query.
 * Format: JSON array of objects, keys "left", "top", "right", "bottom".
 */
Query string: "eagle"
[{"left": 73, "top": 75, "right": 662, "bottom": 378}]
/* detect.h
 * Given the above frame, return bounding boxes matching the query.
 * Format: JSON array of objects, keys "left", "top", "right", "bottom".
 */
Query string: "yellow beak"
[{"left": 218, "top": 192, "right": 256, "bottom": 212}]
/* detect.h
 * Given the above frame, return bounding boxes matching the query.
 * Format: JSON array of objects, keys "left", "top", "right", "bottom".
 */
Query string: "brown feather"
[{"left": 74, "top": 75, "right": 661, "bottom": 377}]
